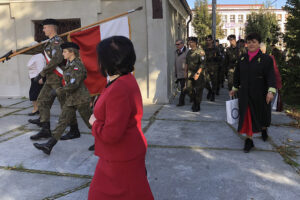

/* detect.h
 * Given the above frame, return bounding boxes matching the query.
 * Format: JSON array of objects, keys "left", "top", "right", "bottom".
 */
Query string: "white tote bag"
[{"left": 226, "top": 99, "right": 239, "bottom": 125}]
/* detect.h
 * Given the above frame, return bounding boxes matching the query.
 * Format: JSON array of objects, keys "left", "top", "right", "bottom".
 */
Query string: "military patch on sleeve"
[{"left": 74, "top": 67, "right": 79, "bottom": 71}]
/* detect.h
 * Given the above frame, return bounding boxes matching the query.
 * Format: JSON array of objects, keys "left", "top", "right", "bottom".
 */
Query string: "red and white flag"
[{"left": 70, "top": 16, "right": 130, "bottom": 95}]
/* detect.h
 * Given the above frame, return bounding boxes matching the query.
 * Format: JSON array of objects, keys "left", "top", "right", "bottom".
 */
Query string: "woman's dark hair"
[
  {"left": 96, "top": 36, "right": 136, "bottom": 76},
  {"left": 246, "top": 33, "right": 262, "bottom": 43}
]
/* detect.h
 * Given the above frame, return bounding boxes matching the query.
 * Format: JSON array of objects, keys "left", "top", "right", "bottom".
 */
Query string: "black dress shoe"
[
  {"left": 262, "top": 129, "right": 268, "bottom": 141},
  {"left": 28, "top": 111, "right": 39, "bottom": 116},
  {"left": 88, "top": 144, "right": 95, "bottom": 151},
  {"left": 244, "top": 138, "right": 254, "bottom": 153}
]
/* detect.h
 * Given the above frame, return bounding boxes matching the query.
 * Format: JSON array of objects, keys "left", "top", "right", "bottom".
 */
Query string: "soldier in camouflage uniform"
[
  {"left": 184, "top": 37, "right": 205, "bottom": 112},
  {"left": 215, "top": 39, "right": 225, "bottom": 95},
  {"left": 15, "top": 19, "right": 78, "bottom": 140},
  {"left": 33, "top": 42, "right": 92, "bottom": 155},
  {"left": 204, "top": 35, "right": 222, "bottom": 101},
  {"left": 224, "top": 35, "right": 247, "bottom": 91}
]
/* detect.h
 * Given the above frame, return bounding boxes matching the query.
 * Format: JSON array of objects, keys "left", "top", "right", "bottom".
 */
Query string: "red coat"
[
  {"left": 270, "top": 55, "right": 282, "bottom": 89},
  {"left": 88, "top": 73, "right": 154, "bottom": 200}
]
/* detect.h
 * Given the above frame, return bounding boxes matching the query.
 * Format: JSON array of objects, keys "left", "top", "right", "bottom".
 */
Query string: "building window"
[
  {"left": 277, "top": 14, "right": 282, "bottom": 21},
  {"left": 230, "top": 15, "right": 235, "bottom": 23},
  {"left": 33, "top": 18, "right": 81, "bottom": 42},
  {"left": 230, "top": 29, "right": 235, "bottom": 35},
  {"left": 238, "top": 15, "right": 243, "bottom": 23},
  {"left": 223, "top": 29, "right": 227, "bottom": 36},
  {"left": 222, "top": 15, "right": 227, "bottom": 23},
  {"left": 285, "top": 14, "right": 288, "bottom": 20},
  {"left": 246, "top": 14, "right": 250, "bottom": 20}
]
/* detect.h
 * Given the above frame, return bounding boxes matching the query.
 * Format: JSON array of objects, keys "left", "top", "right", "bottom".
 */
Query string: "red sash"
[{"left": 44, "top": 50, "right": 65, "bottom": 86}]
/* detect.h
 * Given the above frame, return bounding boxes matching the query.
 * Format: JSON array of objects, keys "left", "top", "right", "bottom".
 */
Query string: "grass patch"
[{"left": 284, "top": 104, "right": 300, "bottom": 128}]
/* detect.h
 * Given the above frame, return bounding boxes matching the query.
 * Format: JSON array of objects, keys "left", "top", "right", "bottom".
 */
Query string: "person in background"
[
  {"left": 224, "top": 35, "right": 247, "bottom": 93},
  {"left": 88, "top": 36, "right": 154, "bottom": 200},
  {"left": 261, "top": 43, "right": 283, "bottom": 112},
  {"left": 215, "top": 39, "right": 225, "bottom": 93},
  {"left": 230, "top": 33, "right": 276, "bottom": 153},
  {"left": 33, "top": 42, "right": 92, "bottom": 155},
  {"left": 175, "top": 39, "right": 189, "bottom": 106},
  {"left": 184, "top": 37, "right": 205, "bottom": 112},
  {"left": 204, "top": 35, "right": 221, "bottom": 101},
  {"left": 27, "top": 48, "right": 46, "bottom": 116}
]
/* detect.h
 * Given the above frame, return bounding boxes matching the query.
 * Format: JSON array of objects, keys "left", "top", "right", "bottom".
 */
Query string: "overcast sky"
[{"left": 186, "top": 0, "right": 287, "bottom": 9}]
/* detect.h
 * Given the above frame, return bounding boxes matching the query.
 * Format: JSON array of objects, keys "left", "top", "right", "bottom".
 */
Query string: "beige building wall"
[{"left": 0, "top": 0, "right": 190, "bottom": 104}]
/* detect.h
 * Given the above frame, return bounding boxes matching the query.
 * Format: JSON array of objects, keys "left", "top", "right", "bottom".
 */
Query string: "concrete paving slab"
[
  {"left": 0, "top": 97, "right": 25, "bottom": 107},
  {"left": 146, "top": 148, "right": 300, "bottom": 200},
  {"left": 0, "top": 129, "right": 25, "bottom": 143},
  {"left": 8, "top": 100, "right": 33, "bottom": 109},
  {"left": 0, "top": 114, "right": 29, "bottom": 135},
  {"left": 0, "top": 132, "right": 98, "bottom": 176},
  {"left": 268, "top": 126, "right": 300, "bottom": 164},
  {"left": 0, "top": 107, "right": 20, "bottom": 117},
  {"left": 0, "top": 169, "right": 89, "bottom": 200},
  {"left": 271, "top": 111, "right": 297, "bottom": 125},
  {"left": 57, "top": 187, "right": 90, "bottom": 200},
  {"left": 146, "top": 120, "right": 273, "bottom": 151},
  {"left": 143, "top": 104, "right": 162, "bottom": 120},
  {"left": 156, "top": 104, "right": 227, "bottom": 122}
]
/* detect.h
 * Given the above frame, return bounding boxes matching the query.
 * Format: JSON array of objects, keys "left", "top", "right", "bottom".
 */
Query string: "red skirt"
[
  {"left": 239, "top": 106, "right": 258, "bottom": 137},
  {"left": 88, "top": 155, "right": 154, "bottom": 200}
]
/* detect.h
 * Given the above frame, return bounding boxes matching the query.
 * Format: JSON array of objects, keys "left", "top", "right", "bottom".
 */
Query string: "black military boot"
[
  {"left": 61, "top": 124, "right": 81, "bottom": 140},
  {"left": 176, "top": 93, "right": 185, "bottom": 107},
  {"left": 88, "top": 144, "right": 95, "bottom": 151},
  {"left": 33, "top": 137, "right": 57, "bottom": 155},
  {"left": 216, "top": 89, "right": 220, "bottom": 95},
  {"left": 206, "top": 90, "right": 212, "bottom": 100},
  {"left": 262, "top": 128, "right": 268, "bottom": 142},
  {"left": 196, "top": 104, "right": 201, "bottom": 112},
  {"left": 30, "top": 122, "right": 52, "bottom": 140},
  {"left": 28, "top": 118, "right": 42, "bottom": 127},
  {"left": 243, "top": 138, "right": 254, "bottom": 153},
  {"left": 210, "top": 92, "right": 215, "bottom": 102}
]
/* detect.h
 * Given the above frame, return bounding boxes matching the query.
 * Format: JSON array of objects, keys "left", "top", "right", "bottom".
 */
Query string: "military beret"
[
  {"left": 188, "top": 37, "right": 198, "bottom": 43},
  {"left": 61, "top": 42, "right": 80, "bottom": 50},
  {"left": 227, "top": 34, "right": 236, "bottom": 40},
  {"left": 42, "top": 19, "right": 59, "bottom": 26}
]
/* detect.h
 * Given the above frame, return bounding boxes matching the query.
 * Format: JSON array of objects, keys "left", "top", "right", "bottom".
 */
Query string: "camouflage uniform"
[
  {"left": 216, "top": 44, "right": 225, "bottom": 93},
  {"left": 21, "top": 36, "right": 77, "bottom": 125},
  {"left": 224, "top": 46, "right": 247, "bottom": 91},
  {"left": 204, "top": 46, "right": 222, "bottom": 99},
  {"left": 184, "top": 47, "right": 205, "bottom": 111},
  {"left": 52, "top": 57, "right": 92, "bottom": 140}
]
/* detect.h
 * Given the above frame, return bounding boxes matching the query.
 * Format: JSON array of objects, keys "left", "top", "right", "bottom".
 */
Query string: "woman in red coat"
[{"left": 88, "top": 36, "right": 154, "bottom": 200}]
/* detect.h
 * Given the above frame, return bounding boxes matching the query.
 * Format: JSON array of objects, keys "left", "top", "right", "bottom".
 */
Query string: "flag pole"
[{"left": 0, "top": 6, "right": 143, "bottom": 63}]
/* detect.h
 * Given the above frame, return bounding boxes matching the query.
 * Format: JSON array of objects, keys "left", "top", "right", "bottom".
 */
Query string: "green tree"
[
  {"left": 280, "top": 0, "right": 300, "bottom": 105},
  {"left": 192, "top": 0, "right": 224, "bottom": 43},
  {"left": 245, "top": 9, "right": 281, "bottom": 45},
  {"left": 284, "top": 0, "right": 300, "bottom": 55}
]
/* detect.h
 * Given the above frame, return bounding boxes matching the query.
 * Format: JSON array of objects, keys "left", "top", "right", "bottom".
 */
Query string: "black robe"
[{"left": 233, "top": 50, "right": 276, "bottom": 132}]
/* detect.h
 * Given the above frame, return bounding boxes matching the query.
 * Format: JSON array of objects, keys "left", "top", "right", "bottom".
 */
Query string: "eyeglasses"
[{"left": 175, "top": 43, "right": 181, "bottom": 46}]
